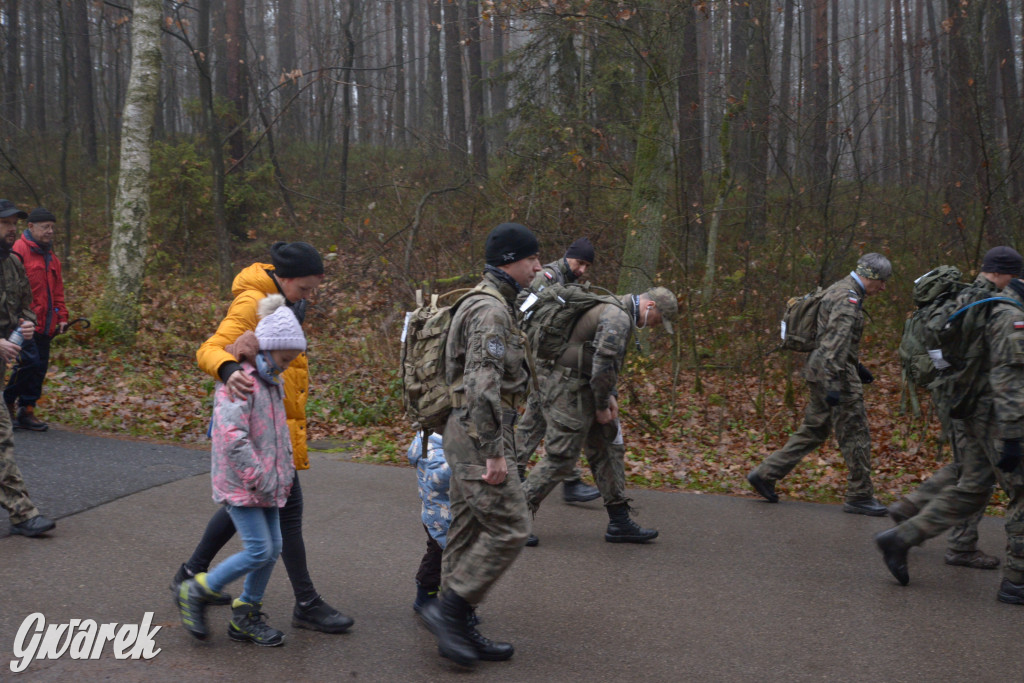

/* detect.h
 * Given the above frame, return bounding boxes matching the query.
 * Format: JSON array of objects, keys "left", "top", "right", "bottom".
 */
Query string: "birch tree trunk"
[{"left": 96, "top": 0, "right": 162, "bottom": 344}]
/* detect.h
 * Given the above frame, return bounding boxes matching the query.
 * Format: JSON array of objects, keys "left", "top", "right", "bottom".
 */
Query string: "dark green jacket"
[{"left": 0, "top": 251, "right": 36, "bottom": 338}]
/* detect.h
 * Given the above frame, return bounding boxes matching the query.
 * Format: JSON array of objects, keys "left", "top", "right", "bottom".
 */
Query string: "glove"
[
  {"left": 997, "top": 440, "right": 1022, "bottom": 473},
  {"left": 825, "top": 391, "right": 841, "bottom": 407},
  {"left": 856, "top": 362, "right": 874, "bottom": 384}
]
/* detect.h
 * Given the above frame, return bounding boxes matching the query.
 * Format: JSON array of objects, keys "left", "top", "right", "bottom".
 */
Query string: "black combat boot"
[
  {"left": 292, "top": 595, "right": 354, "bottom": 633},
  {"left": 464, "top": 609, "right": 514, "bottom": 661},
  {"left": 563, "top": 478, "right": 601, "bottom": 503},
  {"left": 605, "top": 503, "right": 659, "bottom": 543},
  {"left": 419, "top": 590, "right": 478, "bottom": 667},
  {"left": 875, "top": 528, "right": 911, "bottom": 586}
]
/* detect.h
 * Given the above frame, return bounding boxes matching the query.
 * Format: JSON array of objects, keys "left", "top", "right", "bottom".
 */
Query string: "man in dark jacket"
[
  {"left": 0, "top": 199, "right": 55, "bottom": 537},
  {"left": 5, "top": 208, "right": 69, "bottom": 431}
]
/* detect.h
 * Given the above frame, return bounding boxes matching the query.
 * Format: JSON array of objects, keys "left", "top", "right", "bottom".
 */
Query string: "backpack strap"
[{"left": 946, "top": 296, "right": 1024, "bottom": 324}]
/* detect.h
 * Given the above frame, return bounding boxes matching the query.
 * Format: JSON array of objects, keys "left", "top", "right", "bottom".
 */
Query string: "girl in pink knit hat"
[{"left": 177, "top": 294, "right": 305, "bottom": 647}]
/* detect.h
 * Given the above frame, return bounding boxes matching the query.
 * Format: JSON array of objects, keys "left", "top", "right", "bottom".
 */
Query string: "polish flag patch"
[
  {"left": 544, "top": 271, "right": 554, "bottom": 280},
  {"left": 1014, "top": 321, "right": 1024, "bottom": 329},
  {"left": 848, "top": 297, "right": 859, "bottom": 304}
]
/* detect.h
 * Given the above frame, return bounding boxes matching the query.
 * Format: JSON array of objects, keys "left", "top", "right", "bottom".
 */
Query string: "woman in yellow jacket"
[{"left": 171, "top": 241, "right": 353, "bottom": 634}]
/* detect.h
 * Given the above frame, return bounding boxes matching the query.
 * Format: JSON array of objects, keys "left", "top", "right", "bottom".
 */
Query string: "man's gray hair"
[{"left": 856, "top": 253, "right": 892, "bottom": 281}]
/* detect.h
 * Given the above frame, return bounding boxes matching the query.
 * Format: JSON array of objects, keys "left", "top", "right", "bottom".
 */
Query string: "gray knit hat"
[{"left": 256, "top": 294, "right": 307, "bottom": 351}]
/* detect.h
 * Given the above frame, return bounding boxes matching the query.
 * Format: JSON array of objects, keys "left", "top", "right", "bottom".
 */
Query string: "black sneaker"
[
  {"left": 292, "top": 596, "right": 353, "bottom": 633},
  {"left": 525, "top": 534, "right": 539, "bottom": 547},
  {"left": 747, "top": 471, "right": 779, "bottom": 503},
  {"left": 177, "top": 576, "right": 225, "bottom": 640},
  {"left": 170, "top": 564, "right": 232, "bottom": 605},
  {"left": 15, "top": 406, "right": 48, "bottom": 432},
  {"left": 843, "top": 498, "right": 887, "bottom": 516},
  {"left": 228, "top": 602, "right": 285, "bottom": 646}
]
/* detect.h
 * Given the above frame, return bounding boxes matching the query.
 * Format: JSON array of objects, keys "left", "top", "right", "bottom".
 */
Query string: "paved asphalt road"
[{"left": 1, "top": 428, "right": 1023, "bottom": 681}]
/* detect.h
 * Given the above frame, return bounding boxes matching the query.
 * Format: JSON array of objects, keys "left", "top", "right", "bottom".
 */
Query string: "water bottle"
[{"left": 8, "top": 327, "right": 23, "bottom": 347}]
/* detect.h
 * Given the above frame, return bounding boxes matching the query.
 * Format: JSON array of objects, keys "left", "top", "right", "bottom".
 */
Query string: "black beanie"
[
  {"left": 485, "top": 223, "right": 539, "bottom": 267},
  {"left": 981, "top": 246, "right": 1024, "bottom": 276},
  {"left": 564, "top": 237, "right": 595, "bottom": 264},
  {"left": 270, "top": 241, "right": 324, "bottom": 278},
  {"left": 27, "top": 208, "right": 57, "bottom": 223}
]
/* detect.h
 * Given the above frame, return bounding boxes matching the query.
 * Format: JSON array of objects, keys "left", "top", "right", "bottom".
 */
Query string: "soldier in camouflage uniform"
[
  {"left": 419, "top": 223, "right": 541, "bottom": 666},
  {"left": 887, "top": 399, "right": 999, "bottom": 569},
  {"left": 515, "top": 237, "right": 601, "bottom": 506},
  {"left": 877, "top": 247, "right": 1024, "bottom": 604},
  {"left": 0, "top": 200, "right": 54, "bottom": 538},
  {"left": 748, "top": 253, "right": 892, "bottom": 515},
  {"left": 521, "top": 287, "right": 678, "bottom": 543}
]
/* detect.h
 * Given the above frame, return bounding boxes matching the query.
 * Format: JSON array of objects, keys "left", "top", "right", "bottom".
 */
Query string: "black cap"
[
  {"left": 27, "top": 208, "right": 57, "bottom": 223},
  {"left": 485, "top": 223, "right": 539, "bottom": 267},
  {"left": 982, "top": 246, "right": 1024, "bottom": 276},
  {"left": 564, "top": 237, "right": 596, "bottom": 264},
  {"left": 270, "top": 241, "right": 324, "bottom": 278},
  {"left": 0, "top": 200, "right": 27, "bottom": 220}
]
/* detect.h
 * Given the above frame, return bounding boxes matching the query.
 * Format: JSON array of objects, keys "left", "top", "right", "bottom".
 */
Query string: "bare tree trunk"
[
  {"left": 444, "top": 0, "right": 467, "bottom": 166},
  {"left": 29, "top": 0, "right": 45, "bottom": 134},
  {"left": 618, "top": 56, "right": 670, "bottom": 296},
  {"left": 98, "top": 0, "right": 162, "bottom": 343},
  {"left": 775, "top": 0, "right": 795, "bottom": 178},
  {"left": 809, "top": 0, "right": 829, "bottom": 185},
  {"left": 197, "top": 0, "right": 234, "bottom": 293},
  {"left": 4, "top": 0, "right": 20, "bottom": 135},
  {"left": 992, "top": 0, "right": 1023, "bottom": 205},
  {"left": 393, "top": 0, "right": 407, "bottom": 146},
  {"left": 744, "top": 1, "right": 770, "bottom": 244},
  {"left": 339, "top": 0, "right": 361, "bottom": 217},
  {"left": 489, "top": 16, "right": 507, "bottom": 148},
  {"left": 677, "top": 1, "right": 704, "bottom": 261},
  {"left": 277, "top": 0, "right": 301, "bottom": 140},
  {"left": 727, "top": 0, "right": 750, "bottom": 182},
  {"left": 426, "top": 0, "right": 444, "bottom": 144},
  {"left": 466, "top": 0, "right": 487, "bottom": 176},
  {"left": 225, "top": 0, "right": 248, "bottom": 164},
  {"left": 892, "top": 0, "right": 909, "bottom": 182}
]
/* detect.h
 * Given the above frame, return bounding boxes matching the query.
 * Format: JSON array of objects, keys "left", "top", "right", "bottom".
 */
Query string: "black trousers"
[
  {"left": 4, "top": 333, "right": 50, "bottom": 407},
  {"left": 186, "top": 471, "right": 318, "bottom": 604},
  {"left": 415, "top": 523, "right": 443, "bottom": 589}
]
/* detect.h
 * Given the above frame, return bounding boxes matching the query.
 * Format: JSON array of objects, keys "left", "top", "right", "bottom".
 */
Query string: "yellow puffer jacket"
[{"left": 197, "top": 262, "right": 311, "bottom": 470}]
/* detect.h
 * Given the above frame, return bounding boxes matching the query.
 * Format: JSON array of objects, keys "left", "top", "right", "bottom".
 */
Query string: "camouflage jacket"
[
  {"left": 531, "top": 258, "right": 575, "bottom": 289},
  {"left": 557, "top": 295, "right": 634, "bottom": 410},
  {"left": 977, "top": 278, "right": 1024, "bottom": 440},
  {"left": 803, "top": 274, "right": 865, "bottom": 392},
  {"left": 445, "top": 270, "right": 531, "bottom": 459},
  {"left": 0, "top": 250, "right": 36, "bottom": 338}
]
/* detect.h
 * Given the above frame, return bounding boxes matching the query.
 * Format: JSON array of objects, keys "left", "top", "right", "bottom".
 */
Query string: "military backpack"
[
  {"left": 898, "top": 266, "right": 966, "bottom": 390},
  {"left": 519, "top": 282, "right": 627, "bottom": 362},
  {"left": 778, "top": 287, "right": 828, "bottom": 352},
  {"left": 400, "top": 284, "right": 502, "bottom": 433}
]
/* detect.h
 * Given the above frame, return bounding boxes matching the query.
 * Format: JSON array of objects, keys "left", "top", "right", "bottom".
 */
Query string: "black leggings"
[
  {"left": 186, "top": 472, "right": 318, "bottom": 604},
  {"left": 415, "top": 524, "right": 443, "bottom": 590}
]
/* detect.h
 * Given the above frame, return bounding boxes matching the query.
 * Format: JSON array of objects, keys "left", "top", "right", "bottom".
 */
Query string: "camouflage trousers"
[
  {"left": 0, "top": 385, "right": 39, "bottom": 525},
  {"left": 522, "top": 373, "right": 627, "bottom": 512},
  {"left": 441, "top": 409, "right": 530, "bottom": 605},
  {"left": 903, "top": 424, "right": 993, "bottom": 553},
  {"left": 515, "top": 366, "right": 585, "bottom": 483},
  {"left": 896, "top": 414, "right": 1024, "bottom": 583},
  {"left": 753, "top": 380, "right": 874, "bottom": 502}
]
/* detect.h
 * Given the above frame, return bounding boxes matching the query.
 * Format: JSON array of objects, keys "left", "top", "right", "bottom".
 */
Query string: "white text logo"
[{"left": 10, "top": 612, "right": 162, "bottom": 673}]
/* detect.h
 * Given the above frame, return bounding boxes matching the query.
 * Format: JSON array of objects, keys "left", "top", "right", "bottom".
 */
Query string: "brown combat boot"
[{"left": 15, "top": 405, "right": 48, "bottom": 432}]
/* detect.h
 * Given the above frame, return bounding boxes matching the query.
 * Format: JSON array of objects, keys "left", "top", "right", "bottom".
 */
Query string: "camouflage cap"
[
  {"left": 645, "top": 286, "right": 678, "bottom": 334},
  {"left": 855, "top": 252, "right": 893, "bottom": 281}
]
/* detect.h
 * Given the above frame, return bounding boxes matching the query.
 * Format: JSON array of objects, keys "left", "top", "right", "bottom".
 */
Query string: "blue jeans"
[{"left": 205, "top": 505, "right": 282, "bottom": 605}]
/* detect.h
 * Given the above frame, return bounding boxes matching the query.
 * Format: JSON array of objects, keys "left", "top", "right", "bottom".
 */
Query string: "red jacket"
[{"left": 13, "top": 232, "right": 67, "bottom": 337}]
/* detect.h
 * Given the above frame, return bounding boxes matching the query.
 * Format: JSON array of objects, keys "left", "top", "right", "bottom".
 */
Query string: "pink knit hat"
[{"left": 255, "top": 294, "right": 306, "bottom": 351}]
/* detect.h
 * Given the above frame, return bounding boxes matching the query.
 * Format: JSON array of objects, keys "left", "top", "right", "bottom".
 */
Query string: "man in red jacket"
[{"left": 4, "top": 208, "right": 68, "bottom": 431}]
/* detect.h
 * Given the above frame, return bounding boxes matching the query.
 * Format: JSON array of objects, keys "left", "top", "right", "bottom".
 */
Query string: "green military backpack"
[
  {"left": 898, "top": 265, "right": 966, "bottom": 391},
  {"left": 778, "top": 287, "right": 827, "bottom": 352},
  {"left": 519, "top": 282, "right": 627, "bottom": 362},
  {"left": 925, "top": 285, "right": 1024, "bottom": 418},
  {"left": 400, "top": 284, "right": 502, "bottom": 433}
]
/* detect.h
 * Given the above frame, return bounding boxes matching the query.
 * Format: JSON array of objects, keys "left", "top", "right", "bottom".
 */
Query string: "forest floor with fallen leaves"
[{"left": 34, "top": 246, "right": 1005, "bottom": 515}]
